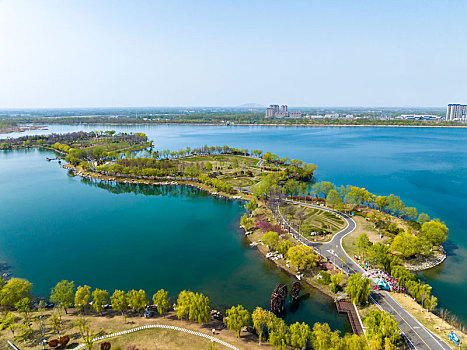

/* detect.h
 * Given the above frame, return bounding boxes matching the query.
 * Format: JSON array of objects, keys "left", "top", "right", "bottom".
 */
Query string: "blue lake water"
[{"left": 1, "top": 124, "right": 467, "bottom": 325}]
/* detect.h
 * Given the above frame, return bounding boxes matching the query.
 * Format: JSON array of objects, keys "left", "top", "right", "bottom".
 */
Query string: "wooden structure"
[
  {"left": 271, "top": 283, "right": 287, "bottom": 313},
  {"left": 335, "top": 299, "right": 364, "bottom": 336}
]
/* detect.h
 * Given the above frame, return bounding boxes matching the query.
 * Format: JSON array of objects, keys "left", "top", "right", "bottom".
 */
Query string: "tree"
[
  {"left": 176, "top": 291, "right": 211, "bottom": 324},
  {"left": 110, "top": 290, "right": 128, "bottom": 315},
  {"left": 287, "top": 245, "right": 318, "bottom": 271},
  {"left": 420, "top": 219, "right": 448, "bottom": 246},
  {"left": 0, "top": 278, "right": 32, "bottom": 308},
  {"left": 425, "top": 295, "right": 438, "bottom": 319},
  {"left": 330, "top": 272, "right": 344, "bottom": 293},
  {"left": 224, "top": 305, "right": 250, "bottom": 338},
  {"left": 0, "top": 312, "right": 16, "bottom": 336},
  {"left": 205, "top": 162, "right": 213, "bottom": 172},
  {"left": 244, "top": 199, "right": 257, "bottom": 216},
  {"left": 240, "top": 214, "right": 254, "bottom": 231},
  {"left": 368, "top": 243, "right": 398, "bottom": 273},
  {"left": 262, "top": 231, "right": 279, "bottom": 251},
  {"left": 153, "top": 289, "right": 170, "bottom": 316},
  {"left": 375, "top": 196, "right": 389, "bottom": 212},
  {"left": 403, "top": 207, "right": 418, "bottom": 221},
  {"left": 252, "top": 307, "right": 272, "bottom": 345},
  {"left": 310, "top": 322, "right": 341, "bottom": 350},
  {"left": 15, "top": 297, "right": 32, "bottom": 325},
  {"left": 417, "top": 213, "right": 430, "bottom": 224},
  {"left": 277, "top": 239, "right": 292, "bottom": 256},
  {"left": 91, "top": 289, "right": 109, "bottom": 315},
  {"left": 268, "top": 317, "right": 289, "bottom": 350},
  {"left": 50, "top": 280, "right": 75, "bottom": 314},
  {"left": 312, "top": 181, "right": 336, "bottom": 198},
  {"left": 356, "top": 233, "right": 372, "bottom": 259},
  {"left": 364, "top": 309, "right": 401, "bottom": 348},
  {"left": 127, "top": 289, "right": 147, "bottom": 313},
  {"left": 390, "top": 231, "right": 418, "bottom": 258},
  {"left": 75, "top": 285, "right": 91, "bottom": 313},
  {"left": 76, "top": 317, "right": 101, "bottom": 350},
  {"left": 346, "top": 273, "right": 371, "bottom": 305},
  {"left": 326, "top": 189, "right": 342, "bottom": 209},
  {"left": 50, "top": 310, "right": 63, "bottom": 338},
  {"left": 289, "top": 322, "right": 311, "bottom": 349}
]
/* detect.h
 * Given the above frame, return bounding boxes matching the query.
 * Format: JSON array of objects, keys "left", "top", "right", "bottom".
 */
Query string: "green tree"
[
  {"left": 153, "top": 289, "right": 170, "bottom": 316},
  {"left": 76, "top": 316, "right": 101, "bottom": 350},
  {"left": 91, "top": 288, "right": 109, "bottom": 315},
  {"left": 0, "top": 278, "right": 32, "bottom": 308},
  {"left": 390, "top": 231, "right": 418, "bottom": 258},
  {"left": 420, "top": 219, "right": 449, "bottom": 246},
  {"left": 50, "top": 309, "right": 63, "bottom": 338},
  {"left": 346, "top": 273, "right": 371, "bottom": 305},
  {"left": 244, "top": 199, "right": 257, "bottom": 215},
  {"left": 175, "top": 290, "right": 211, "bottom": 324},
  {"left": 310, "top": 322, "right": 341, "bottom": 350},
  {"left": 262, "top": 231, "right": 279, "bottom": 251},
  {"left": 326, "top": 189, "right": 342, "bottom": 209},
  {"left": 330, "top": 272, "right": 344, "bottom": 293},
  {"left": 240, "top": 213, "right": 254, "bottom": 231},
  {"left": 403, "top": 207, "right": 418, "bottom": 221},
  {"left": 205, "top": 162, "right": 213, "bottom": 172},
  {"left": 268, "top": 317, "right": 289, "bottom": 350},
  {"left": 277, "top": 239, "right": 292, "bottom": 256},
  {"left": 50, "top": 280, "right": 75, "bottom": 314},
  {"left": 0, "top": 312, "right": 16, "bottom": 336},
  {"left": 289, "top": 322, "right": 311, "bottom": 349},
  {"left": 74, "top": 285, "right": 91, "bottom": 314},
  {"left": 287, "top": 245, "right": 318, "bottom": 271},
  {"left": 223, "top": 305, "right": 250, "bottom": 338},
  {"left": 417, "top": 213, "right": 430, "bottom": 224},
  {"left": 252, "top": 307, "right": 272, "bottom": 345},
  {"left": 127, "top": 289, "right": 148, "bottom": 313},
  {"left": 364, "top": 309, "right": 401, "bottom": 348},
  {"left": 375, "top": 196, "right": 389, "bottom": 212},
  {"left": 14, "top": 297, "right": 32, "bottom": 325},
  {"left": 356, "top": 233, "right": 372, "bottom": 259},
  {"left": 110, "top": 290, "right": 128, "bottom": 315}
]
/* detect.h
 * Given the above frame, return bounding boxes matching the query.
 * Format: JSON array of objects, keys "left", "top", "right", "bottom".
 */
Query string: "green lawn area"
[{"left": 280, "top": 203, "right": 347, "bottom": 238}]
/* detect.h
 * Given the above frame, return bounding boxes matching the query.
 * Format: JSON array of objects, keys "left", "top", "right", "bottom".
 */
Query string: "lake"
[
  {"left": 0, "top": 147, "right": 349, "bottom": 331},
  {"left": 2, "top": 124, "right": 467, "bottom": 325}
]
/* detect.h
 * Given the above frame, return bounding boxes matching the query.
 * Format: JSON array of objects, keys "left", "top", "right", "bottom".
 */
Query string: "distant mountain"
[{"left": 236, "top": 103, "right": 264, "bottom": 108}]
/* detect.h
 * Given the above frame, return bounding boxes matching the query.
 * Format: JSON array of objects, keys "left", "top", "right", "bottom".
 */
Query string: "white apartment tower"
[{"left": 446, "top": 104, "right": 467, "bottom": 121}]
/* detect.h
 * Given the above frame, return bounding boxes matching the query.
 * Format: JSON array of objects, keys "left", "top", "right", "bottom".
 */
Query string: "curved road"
[{"left": 285, "top": 200, "right": 452, "bottom": 350}]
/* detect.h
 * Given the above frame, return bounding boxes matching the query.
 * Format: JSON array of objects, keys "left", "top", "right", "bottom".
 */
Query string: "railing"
[{"left": 72, "top": 324, "right": 239, "bottom": 350}]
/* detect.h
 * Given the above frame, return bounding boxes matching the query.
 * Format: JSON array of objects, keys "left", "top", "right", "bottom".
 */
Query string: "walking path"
[
  {"left": 72, "top": 324, "right": 239, "bottom": 350},
  {"left": 278, "top": 200, "right": 452, "bottom": 350}
]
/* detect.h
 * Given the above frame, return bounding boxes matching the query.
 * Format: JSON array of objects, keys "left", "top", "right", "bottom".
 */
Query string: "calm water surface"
[
  {"left": 0, "top": 147, "right": 349, "bottom": 331},
  {"left": 2, "top": 124, "right": 467, "bottom": 324}
]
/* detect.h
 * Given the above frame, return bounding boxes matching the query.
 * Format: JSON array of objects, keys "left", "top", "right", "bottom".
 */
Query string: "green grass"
[{"left": 280, "top": 204, "right": 347, "bottom": 236}]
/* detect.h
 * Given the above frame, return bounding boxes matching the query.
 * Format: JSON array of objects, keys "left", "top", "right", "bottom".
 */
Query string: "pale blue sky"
[{"left": 0, "top": 0, "right": 466, "bottom": 108}]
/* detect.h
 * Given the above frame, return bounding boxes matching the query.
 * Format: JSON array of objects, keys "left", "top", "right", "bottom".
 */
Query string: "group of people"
[{"left": 364, "top": 269, "right": 402, "bottom": 292}]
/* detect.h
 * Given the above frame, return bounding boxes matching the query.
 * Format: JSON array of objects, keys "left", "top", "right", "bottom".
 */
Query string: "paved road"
[{"left": 284, "top": 200, "right": 452, "bottom": 350}]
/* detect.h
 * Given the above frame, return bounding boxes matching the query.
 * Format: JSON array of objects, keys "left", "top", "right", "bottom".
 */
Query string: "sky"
[{"left": 0, "top": 0, "right": 466, "bottom": 108}]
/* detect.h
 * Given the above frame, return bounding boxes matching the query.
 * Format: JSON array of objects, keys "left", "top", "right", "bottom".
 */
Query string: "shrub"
[
  {"left": 101, "top": 342, "right": 111, "bottom": 350},
  {"left": 58, "top": 335, "right": 70, "bottom": 347},
  {"left": 48, "top": 339, "right": 59, "bottom": 348},
  {"left": 317, "top": 271, "right": 331, "bottom": 285}
]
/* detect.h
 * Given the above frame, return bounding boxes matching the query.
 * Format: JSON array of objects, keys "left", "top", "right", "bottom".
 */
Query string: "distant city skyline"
[{"left": 1, "top": 0, "right": 467, "bottom": 108}]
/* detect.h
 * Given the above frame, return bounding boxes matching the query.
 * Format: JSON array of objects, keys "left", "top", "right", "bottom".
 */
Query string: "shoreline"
[{"left": 18, "top": 122, "right": 467, "bottom": 129}]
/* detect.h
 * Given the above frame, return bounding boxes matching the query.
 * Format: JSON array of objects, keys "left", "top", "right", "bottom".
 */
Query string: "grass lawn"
[
  {"left": 391, "top": 293, "right": 467, "bottom": 350},
  {"left": 342, "top": 215, "right": 388, "bottom": 259},
  {"left": 279, "top": 204, "right": 347, "bottom": 239}
]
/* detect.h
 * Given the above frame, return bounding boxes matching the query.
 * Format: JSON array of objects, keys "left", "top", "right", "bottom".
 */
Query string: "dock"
[{"left": 335, "top": 299, "right": 364, "bottom": 336}]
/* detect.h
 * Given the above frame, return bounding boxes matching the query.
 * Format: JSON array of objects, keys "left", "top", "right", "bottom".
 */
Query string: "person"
[{"left": 212, "top": 328, "right": 215, "bottom": 335}]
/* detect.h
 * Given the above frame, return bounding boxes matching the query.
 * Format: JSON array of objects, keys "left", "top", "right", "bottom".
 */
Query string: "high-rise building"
[
  {"left": 281, "top": 105, "right": 288, "bottom": 112},
  {"left": 265, "top": 104, "right": 301, "bottom": 118},
  {"left": 265, "top": 107, "right": 275, "bottom": 117},
  {"left": 446, "top": 104, "right": 467, "bottom": 121}
]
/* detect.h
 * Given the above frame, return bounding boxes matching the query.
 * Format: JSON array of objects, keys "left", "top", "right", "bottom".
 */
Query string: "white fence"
[{"left": 72, "top": 324, "right": 239, "bottom": 350}]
